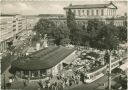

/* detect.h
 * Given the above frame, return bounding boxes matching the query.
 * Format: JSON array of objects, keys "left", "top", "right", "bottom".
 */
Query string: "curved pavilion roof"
[{"left": 11, "top": 46, "right": 75, "bottom": 70}]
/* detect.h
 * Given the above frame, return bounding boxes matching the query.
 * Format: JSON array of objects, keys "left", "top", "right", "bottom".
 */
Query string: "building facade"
[
  {"left": 40, "top": 2, "right": 126, "bottom": 28},
  {"left": 49, "top": 17, "right": 126, "bottom": 28},
  {"left": 62, "top": 2, "right": 126, "bottom": 27},
  {"left": 34, "top": 2, "right": 126, "bottom": 28},
  {"left": 0, "top": 14, "right": 26, "bottom": 53},
  {"left": 64, "top": 2, "right": 117, "bottom": 19}
]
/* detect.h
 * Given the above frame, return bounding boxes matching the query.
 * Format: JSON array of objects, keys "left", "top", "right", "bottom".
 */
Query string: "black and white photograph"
[{"left": 0, "top": 0, "right": 128, "bottom": 90}]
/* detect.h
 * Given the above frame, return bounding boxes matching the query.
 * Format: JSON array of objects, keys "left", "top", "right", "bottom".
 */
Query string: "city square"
[{"left": 0, "top": 0, "right": 127, "bottom": 90}]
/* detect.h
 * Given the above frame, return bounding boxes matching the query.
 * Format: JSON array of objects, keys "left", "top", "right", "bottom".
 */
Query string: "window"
[
  {"left": 96, "top": 10, "right": 99, "bottom": 15},
  {"left": 78, "top": 10, "right": 81, "bottom": 16},
  {"left": 74, "top": 10, "right": 76, "bottom": 14},
  {"left": 90, "top": 75, "right": 94, "bottom": 78},
  {"left": 87, "top": 10, "right": 89, "bottom": 16},
  {"left": 82, "top": 10, "right": 85, "bottom": 15},
  {"left": 72, "top": 9, "right": 76, "bottom": 14},
  {"left": 101, "top": 9, "right": 104, "bottom": 16},
  {"left": 91, "top": 10, "right": 94, "bottom": 16}
]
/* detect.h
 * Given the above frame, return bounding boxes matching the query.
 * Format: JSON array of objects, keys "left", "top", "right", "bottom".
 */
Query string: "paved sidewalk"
[{"left": 64, "top": 81, "right": 83, "bottom": 90}]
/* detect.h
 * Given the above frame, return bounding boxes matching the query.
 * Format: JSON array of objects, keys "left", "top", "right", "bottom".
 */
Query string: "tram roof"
[{"left": 11, "top": 46, "right": 75, "bottom": 70}]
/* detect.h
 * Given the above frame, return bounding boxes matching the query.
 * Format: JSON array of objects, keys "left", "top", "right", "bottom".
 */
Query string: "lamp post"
[
  {"left": 108, "top": 51, "right": 111, "bottom": 90},
  {"left": 105, "top": 50, "right": 111, "bottom": 90},
  {"left": 106, "top": 50, "right": 111, "bottom": 90},
  {"left": 0, "top": 53, "right": 5, "bottom": 89},
  {"left": 3, "top": 74, "right": 6, "bottom": 89}
]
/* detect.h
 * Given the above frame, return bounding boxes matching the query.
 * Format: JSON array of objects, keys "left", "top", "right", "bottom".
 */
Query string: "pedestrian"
[
  {"left": 62, "top": 82, "right": 65, "bottom": 89},
  {"left": 37, "top": 81, "right": 43, "bottom": 88},
  {"left": 23, "top": 80, "right": 27, "bottom": 87},
  {"left": 54, "top": 82, "right": 58, "bottom": 90},
  {"left": 47, "top": 82, "right": 51, "bottom": 90}
]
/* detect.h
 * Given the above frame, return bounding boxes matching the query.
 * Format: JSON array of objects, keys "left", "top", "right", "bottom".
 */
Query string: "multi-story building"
[
  {"left": 0, "top": 14, "right": 26, "bottom": 53},
  {"left": 40, "top": 2, "right": 126, "bottom": 28},
  {"left": 64, "top": 2, "right": 117, "bottom": 19},
  {"left": 63, "top": 2, "right": 126, "bottom": 27},
  {"left": 48, "top": 16, "right": 126, "bottom": 28}
]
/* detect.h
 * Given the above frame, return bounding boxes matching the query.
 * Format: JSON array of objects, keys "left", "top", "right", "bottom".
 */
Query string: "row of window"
[
  {"left": 0, "top": 41, "right": 8, "bottom": 52},
  {"left": 72, "top": 9, "right": 104, "bottom": 16},
  {"left": 111, "top": 61, "right": 119, "bottom": 69},
  {"left": 89, "top": 66, "right": 105, "bottom": 79},
  {"left": 53, "top": 19, "right": 124, "bottom": 27}
]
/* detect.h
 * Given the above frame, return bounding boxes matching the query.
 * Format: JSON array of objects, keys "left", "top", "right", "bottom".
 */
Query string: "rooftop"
[
  {"left": 38, "top": 14, "right": 65, "bottom": 17},
  {"left": 1, "top": 13, "right": 20, "bottom": 17},
  {"left": 64, "top": 2, "right": 117, "bottom": 9},
  {"left": 11, "top": 46, "right": 75, "bottom": 70}
]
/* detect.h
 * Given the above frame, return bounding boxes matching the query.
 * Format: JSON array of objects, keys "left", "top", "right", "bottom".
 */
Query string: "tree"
[
  {"left": 33, "top": 18, "right": 57, "bottom": 39},
  {"left": 33, "top": 18, "right": 71, "bottom": 45},
  {"left": 67, "top": 9, "right": 80, "bottom": 44},
  {"left": 84, "top": 19, "right": 105, "bottom": 48},
  {"left": 60, "top": 38, "right": 71, "bottom": 46},
  {"left": 7, "top": 41, "right": 15, "bottom": 53},
  {"left": 117, "top": 26, "right": 127, "bottom": 42},
  {"left": 96, "top": 24, "right": 119, "bottom": 50},
  {"left": 67, "top": 9, "right": 76, "bottom": 31},
  {"left": 52, "top": 24, "right": 70, "bottom": 45},
  {"left": 32, "top": 18, "right": 59, "bottom": 45}
]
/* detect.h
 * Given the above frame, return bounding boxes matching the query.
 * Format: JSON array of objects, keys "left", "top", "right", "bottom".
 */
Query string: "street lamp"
[
  {"left": 108, "top": 51, "right": 112, "bottom": 90},
  {"left": 3, "top": 74, "right": 6, "bottom": 89},
  {"left": 105, "top": 50, "right": 112, "bottom": 90}
]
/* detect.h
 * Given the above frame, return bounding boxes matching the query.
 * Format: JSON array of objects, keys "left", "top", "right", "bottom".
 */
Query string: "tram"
[{"left": 84, "top": 58, "right": 125, "bottom": 83}]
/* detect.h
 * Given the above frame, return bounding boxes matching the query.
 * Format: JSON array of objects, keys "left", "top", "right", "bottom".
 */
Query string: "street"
[
  {"left": 65, "top": 75, "right": 107, "bottom": 90},
  {"left": 65, "top": 73, "right": 120, "bottom": 90}
]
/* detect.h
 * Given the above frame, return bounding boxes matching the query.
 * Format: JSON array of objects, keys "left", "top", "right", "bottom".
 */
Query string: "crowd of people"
[
  {"left": 20, "top": 67, "right": 84, "bottom": 90},
  {"left": 35, "top": 72, "right": 82, "bottom": 90}
]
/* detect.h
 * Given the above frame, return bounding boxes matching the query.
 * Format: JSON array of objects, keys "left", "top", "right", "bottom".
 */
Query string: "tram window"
[
  {"left": 94, "top": 72, "right": 100, "bottom": 76},
  {"left": 85, "top": 76, "right": 89, "bottom": 79},
  {"left": 90, "top": 75, "right": 94, "bottom": 78},
  {"left": 111, "top": 62, "right": 118, "bottom": 68}
]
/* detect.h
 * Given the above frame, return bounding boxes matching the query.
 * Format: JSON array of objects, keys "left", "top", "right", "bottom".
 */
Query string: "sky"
[{"left": 0, "top": 0, "right": 127, "bottom": 16}]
